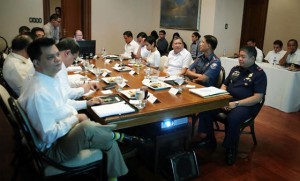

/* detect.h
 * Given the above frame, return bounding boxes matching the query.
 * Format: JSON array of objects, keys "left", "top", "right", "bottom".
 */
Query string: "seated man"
[
  {"left": 246, "top": 38, "right": 263, "bottom": 63},
  {"left": 122, "top": 31, "right": 139, "bottom": 58},
  {"left": 31, "top": 27, "right": 45, "bottom": 39},
  {"left": 185, "top": 35, "right": 221, "bottom": 87},
  {"left": 279, "top": 39, "right": 300, "bottom": 69},
  {"left": 3, "top": 34, "right": 34, "bottom": 96},
  {"left": 164, "top": 37, "right": 193, "bottom": 76},
  {"left": 264, "top": 40, "right": 286, "bottom": 64},
  {"left": 18, "top": 38, "right": 144, "bottom": 180},
  {"left": 195, "top": 46, "right": 267, "bottom": 165},
  {"left": 74, "top": 30, "right": 84, "bottom": 41},
  {"left": 190, "top": 32, "right": 201, "bottom": 60},
  {"left": 56, "top": 38, "right": 100, "bottom": 100}
]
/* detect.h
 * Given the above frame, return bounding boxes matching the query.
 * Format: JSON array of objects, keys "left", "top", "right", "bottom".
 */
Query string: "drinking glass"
[
  {"left": 94, "top": 67, "right": 101, "bottom": 81},
  {"left": 135, "top": 88, "right": 145, "bottom": 109},
  {"left": 83, "top": 60, "right": 90, "bottom": 81},
  {"left": 119, "top": 56, "right": 124, "bottom": 66},
  {"left": 145, "top": 67, "right": 151, "bottom": 79},
  {"left": 136, "top": 58, "right": 141, "bottom": 66},
  {"left": 175, "top": 75, "right": 185, "bottom": 92},
  {"left": 114, "top": 76, "right": 123, "bottom": 92}
]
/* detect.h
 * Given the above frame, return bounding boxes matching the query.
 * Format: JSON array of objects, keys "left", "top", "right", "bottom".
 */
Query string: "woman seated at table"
[{"left": 141, "top": 36, "right": 161, "bottom": 69}]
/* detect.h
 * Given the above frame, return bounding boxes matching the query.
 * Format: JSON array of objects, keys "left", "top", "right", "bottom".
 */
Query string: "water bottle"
[{"left": 101, "top": 48, "right": 107, "bottom": 57}]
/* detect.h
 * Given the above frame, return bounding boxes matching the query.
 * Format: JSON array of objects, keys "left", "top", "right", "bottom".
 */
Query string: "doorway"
[
  {"left": 43, "top": 0, "right": 91, "bottom": 40},
  {"left": 240, "top": 0, "right": 269, "bottom": 51}
]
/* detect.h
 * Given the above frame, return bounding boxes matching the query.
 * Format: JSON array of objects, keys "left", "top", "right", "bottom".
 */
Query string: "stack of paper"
[
  {"left": 189, "top": 87, "right": 229, "bottom": 98},
  {"left": 91, "top": 101, "right": 136, "bottom": 118},
  {"left": 67, "top": 66, "right": 82, "bottom": 72}
]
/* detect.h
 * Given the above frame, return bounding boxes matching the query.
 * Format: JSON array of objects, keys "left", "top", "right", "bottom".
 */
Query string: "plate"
[
  {"left": 112, "top": 66, "right": 133, "bottom": 72},
  {"left": 121, "top": 89, "right": 153, "bottom": 99},
  {"left": 102, "top": 77, "right": 128, "bottom": 84},
  {"left": 89, "top": 68, "right": 112, "bottom": 75},
  {"left": 143, "top": 81, "right": 172, "bottom": 90}
]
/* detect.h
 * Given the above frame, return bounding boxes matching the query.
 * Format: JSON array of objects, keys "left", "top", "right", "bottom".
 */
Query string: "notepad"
[
  {"left": 91, "top": 101, "right": 136, "bottom": 118},
  {"left": 189, "top": 87, "right": 229, "bottom": 98}
]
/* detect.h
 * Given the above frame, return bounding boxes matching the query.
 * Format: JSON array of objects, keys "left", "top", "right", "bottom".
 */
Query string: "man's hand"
[
  {"left": 81, "top": 83, "right": 90, "bottom": 93},
  {"left": 223, "top": 102, "right": 237, "bottom": 111},
  {"left": 87, "top": 97, "right": 103, "bottom": 106},
  {"left": 76, "top": 114, "right": 89, "bottom": 122}
]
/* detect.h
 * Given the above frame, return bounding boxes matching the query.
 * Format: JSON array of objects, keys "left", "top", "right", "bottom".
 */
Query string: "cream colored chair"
[{"left": 159, "top": 55, "right": 168, "bottom": 72}]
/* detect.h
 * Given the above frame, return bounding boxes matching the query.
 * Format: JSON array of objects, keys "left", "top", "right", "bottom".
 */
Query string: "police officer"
[
  {"left": 194, "top": 46, "right": 267, "bottom": 165},
  {"left": 186, "top": 35, "right": 221, "bottom": 87}
]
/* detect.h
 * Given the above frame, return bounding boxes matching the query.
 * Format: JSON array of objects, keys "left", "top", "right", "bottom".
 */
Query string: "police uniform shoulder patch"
[
  {"left": 210, "top": 63, "right": 218, "bottom": 69},
  {"left": 256, "top": 66, "right": 263, "bottom": 71}
]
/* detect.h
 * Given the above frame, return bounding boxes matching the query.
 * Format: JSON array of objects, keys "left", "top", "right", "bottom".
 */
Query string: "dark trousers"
[{"left": 198, "top": 106, "right": 254, "bottom": 149}]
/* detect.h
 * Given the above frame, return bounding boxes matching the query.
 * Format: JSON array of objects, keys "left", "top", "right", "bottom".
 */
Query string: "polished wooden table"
[{"left": 76, "top": 58, "right": 231, "bottom": 130}]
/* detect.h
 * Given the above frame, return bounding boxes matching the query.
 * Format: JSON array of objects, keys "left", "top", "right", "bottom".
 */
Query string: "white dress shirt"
[
  {"left": 264, "top": 49, "right": 286, "bottom": 64},
  {"left": 3, "top": 52, "right": 34, "bottom": 95},
  {"left": 165, "top": 48, "right": 193, "bottom": 75},
  {"left": 286, "top": 49, "right": 300, "bottom": 65},
  {"left": 255, "top": 47, "right": 264, "bottom": 63},
  {"left": 43, "top": 22, "right": 60, "bottom": 43},
  {"left": 18, "top": 72, "right": 87, "bottom": 151},
  {"left": 123, "top": 39, "right": 139, "bottom": 58},
  {"left": 140, "top": 46, "right": 150, "bottom": 58},
  {"left": 56, "top": 63, "right": 84, "bottom": 99}
]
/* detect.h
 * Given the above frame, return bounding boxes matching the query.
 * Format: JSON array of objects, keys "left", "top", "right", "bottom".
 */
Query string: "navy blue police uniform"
[
  {"left": 188, "top": 53, "right": 221, "bottom": 87},
  {"left": 198, "top": 63, "right": 267, "bottom": 149}
]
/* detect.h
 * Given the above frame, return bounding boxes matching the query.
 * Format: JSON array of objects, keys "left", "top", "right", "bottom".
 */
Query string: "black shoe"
[
  {"left": 226, "top": 148, "right": 236, "bottom": 165},
  {"left": 122, "top": 135, "right": 151, "bottom": 145},
  {"left": 192, "top": 137, "right": 217, "bottom": 150}
]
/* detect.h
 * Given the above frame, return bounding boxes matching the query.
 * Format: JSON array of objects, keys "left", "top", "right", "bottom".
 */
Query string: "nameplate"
[
  {"left": 129, "top": 70, "right": 136, "bottom": 75},
  {"left": 169, "top": 87, "right": 179, "bottom": 95},
  {"left": 101, "top": 90, "right": 113, "bottom": 94},
  {"left": 104, "top": 59, "right": 110, "bottom": 64},
  {"left": 102, "top": 72, "right": 108, "bottom": 77},
  {"left": 147, "top": 94, "right": 157, "bottom": 104},
  {"left": 114, "top": 63, "right": 120, "bottom": 67}
]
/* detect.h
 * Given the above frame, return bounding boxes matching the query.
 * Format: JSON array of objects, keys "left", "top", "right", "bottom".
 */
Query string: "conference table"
[
  {"left": 72, "top": 58, "right": 231, "bottom": 129},
  {"left": 220, "top": 57, "right": 300, "bottom": 113}
]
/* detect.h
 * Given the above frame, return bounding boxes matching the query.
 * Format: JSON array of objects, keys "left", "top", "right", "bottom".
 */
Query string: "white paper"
[
  {"left": 91, "top": 101, "right": 136, "bottom": 117},
  {"left": 67, "top": 66, "right": 82, "bottom": 72},
  {"left": 83, "top": 89, "right": 96, "bottom": 97},
  {"left": 101, "top": 90, "right": 113, "bottom": 94},
  {"left": 189, "top": 86, "right": 229, "bottom": 98},
  {"left": 186, "top": 84, "right": 196, "bottom": 88},
  {"left": 129, "top": 70, "right": 136, "bottom": 75}
]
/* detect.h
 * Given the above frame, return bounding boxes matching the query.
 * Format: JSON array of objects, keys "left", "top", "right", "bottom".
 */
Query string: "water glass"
[
  {"left": 114, "top": 76, "right": 123, "bottom": 92},
  {"left": 175, "top": 75, "right": 185, "bottom": 92},
  {"left": 94, "top": 67, "right": 101, "bottom": 81},
  {"left": 135, "top": 89, "right": 145, "bottom": 109},
  {"left": 145, "top": 67, "right": 151, "bottom": 79},
  {"left": 119, "top": 56, "right": 124, "bottom": 66}
]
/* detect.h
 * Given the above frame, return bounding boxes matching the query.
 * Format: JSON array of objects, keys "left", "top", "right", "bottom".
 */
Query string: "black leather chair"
[
  {"left": 0, "top": 68, "right": 19, "bottom": 99},
  {"left": 8, "top": 97, "right": 106, "bottom": 180},
  {"left": 214, "top": 66, "right": 225, "bottom": 88}
]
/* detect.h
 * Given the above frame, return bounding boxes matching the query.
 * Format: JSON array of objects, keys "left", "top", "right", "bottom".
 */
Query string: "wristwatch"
[{"left": 235, "top": 101, "right": 240, "bottom": 107}]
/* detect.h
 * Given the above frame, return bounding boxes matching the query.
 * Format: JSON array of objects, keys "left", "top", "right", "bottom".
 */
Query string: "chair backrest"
[
  {"left": 0, "top": 68, "right": 19, "bottom": 98},
  {"left": 0, "top": 36, "right": 8, "bottom": 53},
  {"left": 214, "top": 66, "right": 225, "bottom": 88},
  {"left": 159, "top": 55, "right": 168, "bottom": 71}
]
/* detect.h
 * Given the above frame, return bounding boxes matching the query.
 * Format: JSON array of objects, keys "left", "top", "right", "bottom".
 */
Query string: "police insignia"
[{"left": 210, "top": 63, "right": 218, "bottom": 69}]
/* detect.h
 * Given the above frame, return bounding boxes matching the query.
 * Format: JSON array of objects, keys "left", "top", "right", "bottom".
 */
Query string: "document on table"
[
  {"left": 91, "top": 101, "right": 136, "bottom": 118},
  {"left": 189, "top": 86, "right": 229, "bottom": 98}
]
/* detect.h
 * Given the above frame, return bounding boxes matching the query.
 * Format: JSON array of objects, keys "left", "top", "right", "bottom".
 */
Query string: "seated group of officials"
[{"left": 2, "top": 13, "right": 300, "bottom": 180}]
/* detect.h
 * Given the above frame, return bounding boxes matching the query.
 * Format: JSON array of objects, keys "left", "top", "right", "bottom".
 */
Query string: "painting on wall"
[{"left": 160, "top": 0, "right": 201, "bottom": 30}]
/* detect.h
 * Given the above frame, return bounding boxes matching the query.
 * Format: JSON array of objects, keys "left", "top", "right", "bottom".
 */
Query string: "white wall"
[
  {"left": 264, "top": 0, "right": 300, "bottom": 53},
  {"left": 91, "top": 0, "right": 244, "bottom": 57},
  {"left": 0, "top": 0, "right": 43, "bottom": 45}
]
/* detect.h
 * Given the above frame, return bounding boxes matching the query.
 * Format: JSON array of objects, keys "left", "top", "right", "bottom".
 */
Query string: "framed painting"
[{"left": 160, "top": 0, "right": 201, "bottom": 31}]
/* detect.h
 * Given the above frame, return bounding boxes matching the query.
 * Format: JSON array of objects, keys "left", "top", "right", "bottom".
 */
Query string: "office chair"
[
  {"left": 8, "top": 97, "right": 106, "bottom": 180},
  {"left": 0, "top": 36, "right": 8, "bottom": 53},
  {"left": 0, "top": 68, "right": 19, "bottom": 98},
  {"left": 0, "top": 85, "right": 27, "bottom": 181},
  {"left": 214, "top": 97, "right": 265, "bottom": 147}
]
